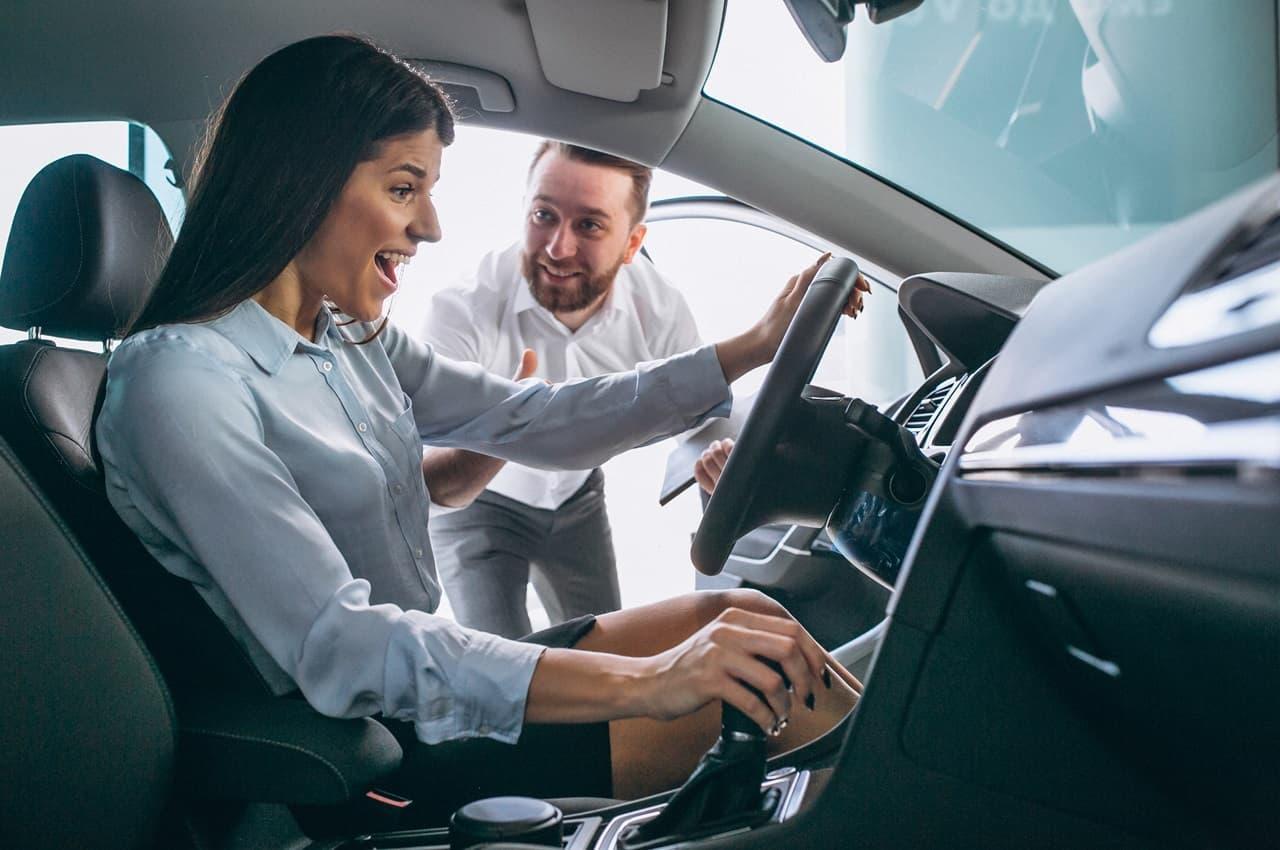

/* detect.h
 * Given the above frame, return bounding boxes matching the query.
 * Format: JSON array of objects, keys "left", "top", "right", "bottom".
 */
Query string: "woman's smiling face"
[{"left": 293, "top": 129, "right": 444, "bottom": 323}]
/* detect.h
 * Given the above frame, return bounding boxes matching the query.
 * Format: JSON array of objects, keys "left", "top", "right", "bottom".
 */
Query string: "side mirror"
[{"left": 783, "top": 0, "right": 926, "bottom": 63}]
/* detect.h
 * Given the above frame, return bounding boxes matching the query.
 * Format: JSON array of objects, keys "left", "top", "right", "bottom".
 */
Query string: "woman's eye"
[{"left": 392, "top": 186, "right": 414, "bottom": 200}]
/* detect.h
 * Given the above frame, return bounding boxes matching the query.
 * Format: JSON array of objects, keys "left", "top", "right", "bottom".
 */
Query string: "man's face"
[{"left": 521, "top": 151, "right": 646, "bottom": 317}]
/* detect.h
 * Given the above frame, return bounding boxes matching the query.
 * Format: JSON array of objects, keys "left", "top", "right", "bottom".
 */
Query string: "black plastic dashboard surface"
[
  {"left": 973, "top": 176, "right": 1280, "bottom": 419},
  {"left": 898, "top": 272, "right": 1048, "bottom": 373}
]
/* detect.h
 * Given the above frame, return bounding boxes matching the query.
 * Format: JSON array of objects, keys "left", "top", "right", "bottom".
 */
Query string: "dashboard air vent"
[{"left": 905, "top": 376, "right": 958, "bottom": 437}]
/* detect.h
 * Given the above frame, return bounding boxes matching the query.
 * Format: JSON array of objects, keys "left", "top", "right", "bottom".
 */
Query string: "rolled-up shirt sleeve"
[
  {"left": 381, "top": 324, "right": 732, "bottom": 469},
  {"left": 98, "top": 338, "right": 543, "bottom": 744}
]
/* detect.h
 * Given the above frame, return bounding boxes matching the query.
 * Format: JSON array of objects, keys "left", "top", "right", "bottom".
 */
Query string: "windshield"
[{"left": 706, "top": 1, "right": 1278, "bottom": 274}]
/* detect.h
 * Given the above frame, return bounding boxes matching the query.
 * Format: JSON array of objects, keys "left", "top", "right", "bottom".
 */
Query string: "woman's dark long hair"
[{"left": 128, "top": 34, "right": 454, "bottom": 336}]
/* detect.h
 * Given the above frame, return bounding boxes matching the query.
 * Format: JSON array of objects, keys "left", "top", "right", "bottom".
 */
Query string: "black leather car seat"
[
  {"left": 0, "top": 156, "right": 401, "bottom": 839},
  {"left": 0, "top": 434, "right": 176, "bottom": 849}
]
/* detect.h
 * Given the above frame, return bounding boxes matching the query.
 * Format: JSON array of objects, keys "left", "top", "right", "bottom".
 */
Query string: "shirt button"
[
  {"left": 414, "top": 547, "right": 424, "bottom": 558},
  {"left": 357, "top": 422, "right": 368, "bottom": 433},
  {"left": 321, "top": 361, "right": 333, "bottom": 372},
  {"left": 393, "top": 483, "right": 404, "bottom": 494}
]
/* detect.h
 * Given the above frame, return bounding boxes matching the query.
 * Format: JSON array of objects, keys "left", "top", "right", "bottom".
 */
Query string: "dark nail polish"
[
  {"left": 805, "top": 692, "right": 816, "bottom": 711},
  {"left": 822, "top": 668, "right": 832, "bottom": 689}
]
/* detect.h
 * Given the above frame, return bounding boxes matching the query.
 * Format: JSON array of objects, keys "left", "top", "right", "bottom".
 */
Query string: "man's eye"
[
  {"left": 580, "top": 220, "right": 603, "bottom": 233},
  {"left": 532, "top": 209, "right": 555, "bottom": 223}
]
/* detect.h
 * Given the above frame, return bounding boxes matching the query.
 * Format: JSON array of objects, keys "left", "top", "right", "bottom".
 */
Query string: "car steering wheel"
[{"left": 691, "top": 257, "right": 862, "bottom": 575}]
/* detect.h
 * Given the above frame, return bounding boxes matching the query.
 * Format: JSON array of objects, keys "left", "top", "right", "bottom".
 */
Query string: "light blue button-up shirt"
[{"left": 97, "top": 299, "right": 731, "bottom": 744}]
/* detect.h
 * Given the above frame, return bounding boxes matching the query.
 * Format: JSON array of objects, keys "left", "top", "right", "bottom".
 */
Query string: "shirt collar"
[
  {"left": 513, "top": 279, "right": 541, "bottom": 316},
  {"left": 208, "top": 300, "right": 329, "bottom": 376},
  {"left": 514, "top": 269, "right": 624, "bottom": 332}
]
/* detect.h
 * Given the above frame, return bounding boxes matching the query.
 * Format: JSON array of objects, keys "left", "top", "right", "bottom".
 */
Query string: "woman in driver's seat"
[{"left": 97, "top": 34, "right": 862, "bottom": 820}]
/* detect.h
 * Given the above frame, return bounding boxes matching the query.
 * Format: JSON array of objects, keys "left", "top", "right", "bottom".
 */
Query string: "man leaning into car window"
[{"left": 418, "top": 142, "right": 703, "bottom": 638}]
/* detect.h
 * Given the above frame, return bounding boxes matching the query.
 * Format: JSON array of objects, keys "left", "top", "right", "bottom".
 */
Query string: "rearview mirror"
[{"left": 783, "top": 0, "right": 926, "bottom": 62}]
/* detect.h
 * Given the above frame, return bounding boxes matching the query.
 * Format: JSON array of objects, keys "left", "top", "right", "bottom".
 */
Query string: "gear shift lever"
[{"left": 622, "top": 666, "right": 782, "bottom": 848}]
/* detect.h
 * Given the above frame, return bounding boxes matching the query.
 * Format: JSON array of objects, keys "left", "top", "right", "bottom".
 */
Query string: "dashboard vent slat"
[{"left": 905, "top": 377, "right": 958, "bottom": 436}]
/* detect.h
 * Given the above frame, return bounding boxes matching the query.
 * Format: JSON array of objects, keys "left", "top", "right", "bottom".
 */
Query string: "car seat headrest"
[{"left": 0, "top": 154, "right": 173, "bottom": 340}]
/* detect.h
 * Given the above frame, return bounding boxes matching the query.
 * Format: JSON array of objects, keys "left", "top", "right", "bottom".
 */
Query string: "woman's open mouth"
[{"left": 375, "top": 250, "right": 411, "bottom": 293}]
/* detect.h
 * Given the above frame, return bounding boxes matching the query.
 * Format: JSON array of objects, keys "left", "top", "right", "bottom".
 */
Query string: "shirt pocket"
[{"left": 389, "top": 401, "right": 423, "bottom": 460}]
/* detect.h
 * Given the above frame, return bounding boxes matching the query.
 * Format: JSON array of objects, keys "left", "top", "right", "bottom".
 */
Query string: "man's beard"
[{"left": 521, "top": 251, "right": 622, "bottom": 315}]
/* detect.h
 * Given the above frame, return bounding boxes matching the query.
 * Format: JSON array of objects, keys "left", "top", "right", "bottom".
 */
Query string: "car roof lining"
[
  {"left": 0, "top": 0, "right": 1039, "bottom": 280},
  {"left": 0, "top": 0, "right": 718, "bottom": 163}
]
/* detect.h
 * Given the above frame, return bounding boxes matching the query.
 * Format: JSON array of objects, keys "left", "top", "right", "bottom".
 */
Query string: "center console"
[
  {"left": 339, "top": 691, "right": 824, "bottom": 850},
  {"left": 335, "top": 767, "right": 814, "bottom": 850}
]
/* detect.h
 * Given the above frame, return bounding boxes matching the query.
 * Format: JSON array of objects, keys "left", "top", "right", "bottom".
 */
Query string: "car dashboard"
[{"left": 676, "top": 174, "right": 1279, "bottom": 849}]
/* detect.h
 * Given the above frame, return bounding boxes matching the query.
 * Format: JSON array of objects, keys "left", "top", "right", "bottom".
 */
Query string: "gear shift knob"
[
  {"left": 721, "top": 700, "right": 767, "bottom": 741},
  {"left": 623, "top": 659, "right": 779, "bottom": 847}
]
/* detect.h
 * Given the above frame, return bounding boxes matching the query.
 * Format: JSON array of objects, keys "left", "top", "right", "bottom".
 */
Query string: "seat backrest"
[
  {"left": 0, "top": 155, "right": 270, "bottom": 696},
  {"left": 0, "top": 157, "right": 404, "bottom": 829},
  {"left": 0, "top": 434, "right": 176, "bottom": 849}
]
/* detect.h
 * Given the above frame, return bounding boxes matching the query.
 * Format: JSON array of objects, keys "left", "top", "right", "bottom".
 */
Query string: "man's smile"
[{"left": 539, "top": 263, "right": 584, "bottom": 281}]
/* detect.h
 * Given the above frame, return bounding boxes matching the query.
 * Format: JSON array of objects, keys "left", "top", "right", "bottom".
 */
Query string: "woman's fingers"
[
  {"left": 780, "top": 272, "right": 800, "bottom": 300},
  {"left": 718, "top": 606, "right": 828, "bottom": 683},
  {"left": 720, "top": 676, "right": 782, "bottom": 736},
  {"left": 728, "top": 632, "right": 820, "bottom": 720},
  {"left": 843, "top": 273, "right": 871, "bottom": 318},
  {"left": 644, "top": 598, "right": 848, "bottom": 729},
  {"left": 781, "top": 256, "right": 870, "bottom": 322},
  {"left": 722, "top": 645, "right": 792, "bottom": 724},
  {"left": 788, "top": 252, "right": 830, "bottom": 305},
  {"left": 712, "top": 610, "right": 829, "bottom": 713}
]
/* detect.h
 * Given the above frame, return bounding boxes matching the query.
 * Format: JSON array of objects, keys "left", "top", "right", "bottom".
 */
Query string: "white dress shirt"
[
  {"left": 423, "top": 242, "right": 702, "bottom": 509},
  {"left": 97, "top": 299, "right": 729, "bottom": 744}
]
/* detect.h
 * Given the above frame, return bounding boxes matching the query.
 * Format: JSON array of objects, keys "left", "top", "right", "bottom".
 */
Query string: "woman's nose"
[{"left": 412, "top": 198, "right": 442, "bottom": 244}]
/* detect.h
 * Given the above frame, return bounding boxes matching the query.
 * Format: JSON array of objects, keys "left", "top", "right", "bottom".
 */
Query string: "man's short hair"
[{"left": 528, "top": 141, "right": 653, "bottom": 225}]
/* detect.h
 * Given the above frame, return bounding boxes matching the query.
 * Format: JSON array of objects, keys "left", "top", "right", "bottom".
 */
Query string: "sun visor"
[{"left": 526, "top": 0, "right": 669, "bottom": 102}]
